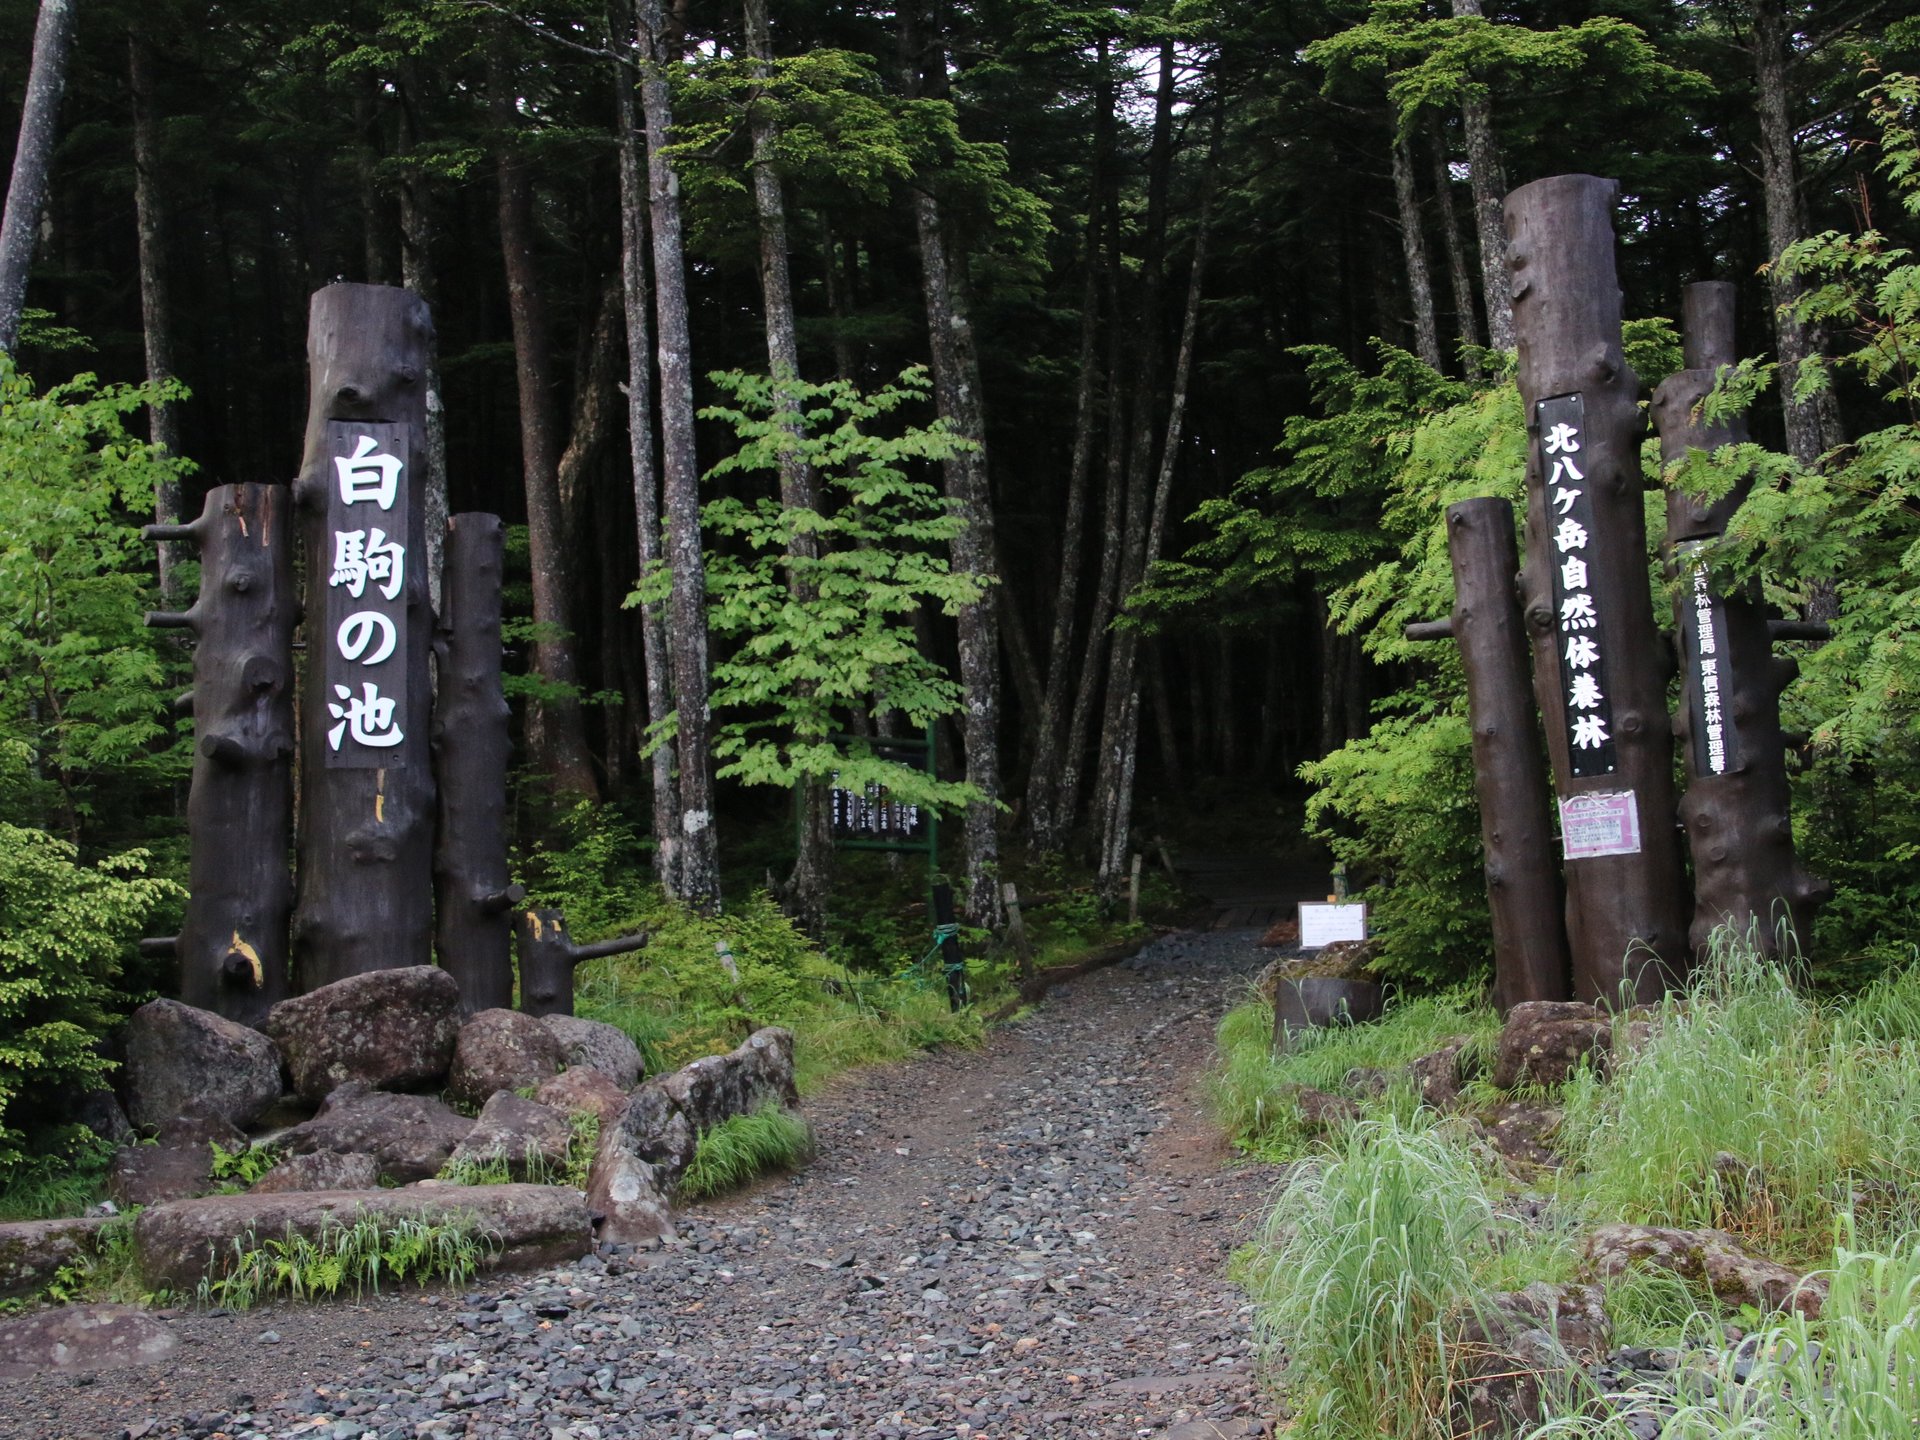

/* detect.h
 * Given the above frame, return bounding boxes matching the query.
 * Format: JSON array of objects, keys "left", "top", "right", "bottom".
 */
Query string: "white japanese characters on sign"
[
  {"left": 1538, "top": 395, "right": 1617, "bottom": 779},
  {"left": 1678, "top": 541, "right": 1735, "bottom": 777},
  {"left": 323, "top": 423, "right": 410, "bottom": 767}
]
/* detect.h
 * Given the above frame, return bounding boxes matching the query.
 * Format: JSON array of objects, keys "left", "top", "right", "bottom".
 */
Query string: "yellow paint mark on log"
[
  {"left": 229, "top": 932, "right": 263, "bottom": 988},
  {"left": 528, "top": 912, "right": 545, "bottom": 941}
]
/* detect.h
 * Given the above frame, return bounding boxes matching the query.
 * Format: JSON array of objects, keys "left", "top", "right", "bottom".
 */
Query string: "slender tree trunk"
[
  {"left": 1098, "top": 137, "right": 1215, "bottom": 888},
  {"left": 744, "top": 0, "right": 832, "bottom": 931},
  {"left": 490, "top": 44, "right": 601, "bottom": 802},
  {"left": 820, "top": 223, "right": 856, "bottom": 382},
  {"left": 1449, "top": 0, "right": 1514, "bottom": 353},
  {"left": 556, "top": 280, "right": 625, "bottom": 541},
  {"left": 353, "top": 72, "right": 393, "bottom": 286},
  {"left": 0, "top": 0, "right": 77, "bottom": 356},
  {"left": 396, "top": 66, "right": 449, "bottom": 613},
  {"left": 636, "top": 0, "right": 720, "bottom": 910},
  {"left": 1025, "top": 35, "right": 1112, "bottom": 852},
  {"left": 1391, "top": 131, "right": 1442, "bottom": 370},
  {"left": 1427, "top": 114, "right": 1484, "bottom": 378},
  {"left": 614, "top": 21, "right": 681, "bottom": 890},
  {"left": 129, "top": 26, "right": 185, "bottom": 605},
  {"left": 1148, "top": 642, "right": 1184, "bottom": 796},
  {"left": 1750, "top": 1, "right": 1844, "bottom": 473}
]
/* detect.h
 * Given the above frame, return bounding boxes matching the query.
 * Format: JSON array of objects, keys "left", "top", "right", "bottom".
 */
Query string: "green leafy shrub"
[
  {"left": 209, "top": 1140, "right": 281, "bottom": 1190},
  {"left": 0, "top": 822, "right": 182, "bottom": 1178},
  {"left": 199, "top": 1211, "right": 494, "bottom": 1309},
  {"left": 680, "top": 1102, "right": 814, "bottom": 1200}
]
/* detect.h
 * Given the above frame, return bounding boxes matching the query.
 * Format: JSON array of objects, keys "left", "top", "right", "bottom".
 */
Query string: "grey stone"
[
  {"left": 1583, "top": 1224, "right": 1826, "bottom": 1318},
  {"left": 1492, "top": 1000, "right": 1612, "bottom": 1090},
  {"left": 133, "top": 1184, "right": 593, "bottom": 1293},
  {"left": 1283, "top": 1084, "right": 1360, "bottom": 1134},
  {"left": 248, "top": 1150, "right": 380, "bottom": 1194},
  {"left": 540, "top": 1015, "right": 644, "bottom": 1090},
  {"left": 278, "top": 1083, "right": 474, "bottom": 1184},
  {"left": 122, "top": 998, "right": 281, "bottom": 1133},
  {"left": 0, "top": 1216, "right": 107, "bottom": 1299},
  {"left": 654, "top": 1027, "right": 797, "bottom": 1133},
  {"left": 1408, "top": 1035, "right": 1480, "bottom": 1110},
  {"left": 263, "top": 966, "right": 462, "bottom": 1102},
  {"left": 1450, "top": 1285, "right": 1609, "bottom": 1437},
  {"left": 586, "top": 1085, "right": 694, "bottom": 1244},
  {"left": 0, "top": 1304, "right": 176, "bottom": 1378},
  {"left": 108, "top": 1141, "right": 216, "bottom": 1208},
  {"left": 71, "top": 1090, "right": 135, "bottom": 1149},
  {"left": 446, "top": 1009, "right": 568, "bottom": 1109},
  {"left": 1473, "top": 1101, "right": 1563, "bottom": 1169},
  {"left": 535, "top": 1067, "right": 630, "bottom": 1122},
  {"left": 447, "top": 1093, "right": 574, "bottom": 1181}
]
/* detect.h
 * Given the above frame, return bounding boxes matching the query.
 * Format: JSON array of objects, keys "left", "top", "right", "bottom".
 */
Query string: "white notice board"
[{"left": 1299, "top": 901, "right": 1368, "bottom": 949}]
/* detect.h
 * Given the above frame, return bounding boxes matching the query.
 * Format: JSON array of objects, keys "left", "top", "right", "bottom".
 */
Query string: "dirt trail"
[{"left": 3, "top": 926, "right": 1285, "bottom": 1440}]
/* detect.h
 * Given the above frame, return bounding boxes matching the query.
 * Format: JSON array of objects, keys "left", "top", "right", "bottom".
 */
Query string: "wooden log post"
[
  {"left": 1506, "top": 175, "right": 1690, "bottom": 1005},
  {"left": 1407, "top": 498, "right": 1572, "bottom": 1011},
  {"left": 433, "top": 512, "right": 522, "bottom": 1011},
  {"left": 291, "top": 284, "right": 437, "bottom": 991},
  {"left": 141, "top": 484, "right": 296, "bottom": 1023},
  {"left": 1652, "top": 281, "right": 1829, "bottom": 957},
  {"left": 514, "top": 909, "right": 649, "bottom": 1018}
]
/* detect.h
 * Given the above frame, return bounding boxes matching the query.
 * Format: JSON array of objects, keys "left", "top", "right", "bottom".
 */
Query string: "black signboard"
[
  {"left": 321, "top": 421, "right": 411, "bottom": 769},
  {"left": 1676, "top": 540, "right": 1737, "bottom": 778},
  {"left": 1537, "top": 394, "right": 1619, "bottom": 779}
]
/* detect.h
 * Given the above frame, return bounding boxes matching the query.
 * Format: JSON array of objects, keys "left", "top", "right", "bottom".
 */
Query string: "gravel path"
[{"left": 3, "top": 927, "right": 1284, "bottom": 1440}]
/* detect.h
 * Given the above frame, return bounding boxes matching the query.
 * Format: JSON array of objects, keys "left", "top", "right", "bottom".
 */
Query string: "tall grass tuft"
[
  {"left": 680, "top": 1102, "right": 814, "bottom": 1201},
  {"left": 1241, "top": 1118, "right": 1511, "bottom": 1438},
  {"left": 1557, "top": 935, "right": 1920, "bottom": 1260}
]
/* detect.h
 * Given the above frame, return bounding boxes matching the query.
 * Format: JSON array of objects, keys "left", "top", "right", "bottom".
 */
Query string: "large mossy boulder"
[
  {"left": 122, "top": 998, "right": 281, "bottom": 1133},
  {"left": 446, "top": 1009, "right": 567, "bottom": 1109},
  {"left": 264, "top": 966, "right": 462, "bottom": 1102},
  {"left": 277, "top": 1082, "right": 473, "bottom": 1184}
]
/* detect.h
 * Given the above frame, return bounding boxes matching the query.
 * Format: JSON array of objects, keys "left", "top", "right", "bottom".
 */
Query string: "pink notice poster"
[{"left": 1559, "top": 790, "right": 1642, "bottom": 860}]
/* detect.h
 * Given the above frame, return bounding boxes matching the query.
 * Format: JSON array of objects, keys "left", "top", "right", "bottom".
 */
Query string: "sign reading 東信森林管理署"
[
  {"left": 1676, "top": 540, "right": 1738, "bottom": 779},
  {"left": 322, "top": 422, "right": 410, "bottom": 768},
  {"left": 1538, "top": 394, "right": 1620, "bottom": 780}
]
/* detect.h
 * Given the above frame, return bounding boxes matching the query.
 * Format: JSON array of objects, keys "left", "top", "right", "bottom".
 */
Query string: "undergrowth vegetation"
[
  {"left": 1225, "top": 936, "right": 1920, "bottom": 1437},
  {"left": 199, "top": 1211, "right": 495, "bottom": 1309},
  {"left": 680, "top": 1102, "right": 815, "bottom": 1201}
]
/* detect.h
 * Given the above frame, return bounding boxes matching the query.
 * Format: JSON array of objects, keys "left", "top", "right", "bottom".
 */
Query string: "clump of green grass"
[
  {"left": 0, "top": 1133, "right": 115, "bottom": 1220},
  {"left": 1208, "top": 985, "right": 1497, "bottom": 1158},
  {"left": 198, "top": 1210, "right": 495, "bottom": 1309},
  {"left": 679, "top": 1102, "right": 813, "bottom": 1201},
  {"left": 1241, "top": 1118, "right": 1516, "bottom": 1438},
  {"left": 436, "top": 1111, "right": 600, "bottom": 1189},
  {"left": 1558, "top": 938, "right": 1920, "bottom": 1262}
]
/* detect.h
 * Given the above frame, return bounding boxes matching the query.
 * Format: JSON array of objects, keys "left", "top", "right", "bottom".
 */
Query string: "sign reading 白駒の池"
[{"left": 322, "top": 421, "right": 410, "bottom": 768}]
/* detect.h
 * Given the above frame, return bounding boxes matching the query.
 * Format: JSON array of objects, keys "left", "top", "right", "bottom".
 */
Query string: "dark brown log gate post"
[
  {"left": 514, "top": 909, "right": 649, "bottom": 1018},
  {"left": 1652, "top": 281, "right": 1829, "bottom": 957},
  {"left": 1506, "top": 175, "right": 1690, "bottom": 1005},
  {"left": 433, "top": 512, "right": 522, "bottom": 1011},
  {"left": 291, "top": 284, "right": 437, "bottom": 990},
  {"left": 141, "top": 484, "right": 296, "bottom": 1023},
  {"left": 1407, "top": 498, "right": 1571, "bottom": 1011}
]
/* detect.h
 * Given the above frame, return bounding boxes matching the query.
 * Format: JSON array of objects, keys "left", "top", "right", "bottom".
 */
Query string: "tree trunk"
[
  {"left": 434, "top": 513, "right": 522, "bottom": 1013},
  {"left": 744, "top": 0, "right": 832, "bottom": 931},
  {"left": 1025, "top": 36, "right": 1111, "bottom": 852},
  {"left": 129, "top": 26, "right": 185, "bottom": 605},
  {"left": 514, "top": 908, "right": 647, "bottom": 1018},
  {"left": 1507, "top": 174, "right": 1689, "bottom": 1004},
  {"left": 490, "top": 44, "right": 601, "bottom": 802},
  {"left": 1652, "top": 280, "right": 1829, "bottom": 958},
  {"left": 1449, "top": 0, "right": 1514, "bottom": 353},
  {"left": 142, "top": 485, "right": 296, "bottom": 1024},
  {"left": 556, "top": 280, "right": 625, "bottom": 542},
  {"left": 636, "top": 0, "right": 721, "bottom": 910},
  {"left": 290, "top": 283, "right": 438, "bottom": 990},
  {"left": 1428, "top": 113, "right": 1484, "bottom": 375},
  {"left": 396, "top": 63, "right": 449, "bottom": 614},
  {"left": 1750, "top": 1, "right": 1844, "bottom": 474},
  {"left": 613, "top": 26, "right": 681, "bottom": 892},
  {"left": 0, "top": 0, "right": 77, "bottom": 355},
  {"left": 1391, "top": 131, "right": 1442, "bottom": 370}
]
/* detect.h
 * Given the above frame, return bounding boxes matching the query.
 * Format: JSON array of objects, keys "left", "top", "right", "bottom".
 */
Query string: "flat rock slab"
[
  {"left": 108, "top": 1141, "right": 215, "bottom": 1209},
  {"left": 0, "top": 1216, "right": 107, "bottom": 1300},
  {"left": 0, "top": 1304, "right": 176, "bottom": 1378},
  {"left": 134, "top": 1184, "right": 592, "bottom": 1294}
]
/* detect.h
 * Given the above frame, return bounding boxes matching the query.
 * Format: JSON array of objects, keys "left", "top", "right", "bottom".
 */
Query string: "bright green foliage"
[
  {"left": 0, "top": 359, "right": 191, "bottom": 841},
  {"left": 199, "top": 1210, "right": 494, "bottom": 1308},
  {"left": 209, "top": 1140, "right": 282, "bottom": 1190},
  {"left": 679, "top": 1101, "right": 814, "bottom": 1201},
  {"left": 0, "top": 823, "right": 183, "bottom": 1177},
  {"left": 661, "top": 368, "right": 987, "bottom": 814},
  {"left": 1208, "top": 987, "right": 1497, "bottom": 1161}
]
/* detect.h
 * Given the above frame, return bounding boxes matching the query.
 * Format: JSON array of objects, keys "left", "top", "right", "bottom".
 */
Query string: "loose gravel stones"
[{"left": 0, "top": 927, "right": 1284, "bottom": 1439}]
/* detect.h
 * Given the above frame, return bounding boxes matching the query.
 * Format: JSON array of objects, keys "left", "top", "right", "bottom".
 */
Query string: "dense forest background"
[{"left": 4, "top": 0, "right": 1920, "bottom": 1000}]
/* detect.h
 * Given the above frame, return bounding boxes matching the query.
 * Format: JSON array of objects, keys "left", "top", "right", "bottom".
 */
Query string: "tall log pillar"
[
  {"left": 142, "top": 484, "right": 296, "bottom": 1023},
  {"left": 291, "top": 284, "right": 437, "bottom": 990},
  {"left": 1506, "top": 175, "right": 1690, "bottom": 1005},
  {"left": 1652, "top": 281, "right": 1829, "bottom": 957},
  {"left": 1445, "top": 497, "right": 1571, "bottom": 1010},
  {"left": 433, "top": 512, "right": 521, "bottom": 1011}
]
